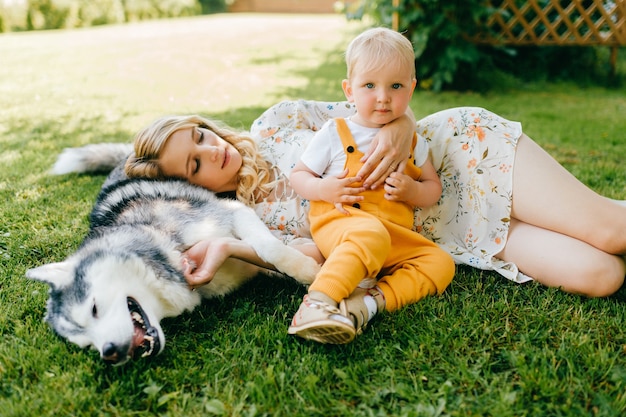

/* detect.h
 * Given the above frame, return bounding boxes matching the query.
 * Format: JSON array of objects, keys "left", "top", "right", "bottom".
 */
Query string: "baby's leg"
[
  {"left": 497, "top": 219, "right": 624, "bottom": 297},
  {"left": 377, "top": 226, "right": 455, "bottom": 311},
  {"left": 511, "top": 134, "right": 626, "bottom": 255},
  {"left": 309, "top": 213, "right": 391, "bottom": 302}
]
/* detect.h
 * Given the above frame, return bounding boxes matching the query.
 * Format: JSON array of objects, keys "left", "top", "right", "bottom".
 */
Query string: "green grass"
[{"left": 1, "top": 13, "right": 626, "bottom": 417}]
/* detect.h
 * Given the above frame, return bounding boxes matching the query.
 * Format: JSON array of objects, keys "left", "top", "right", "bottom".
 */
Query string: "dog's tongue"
[
  {"left": 127, "top": 297, "right": 160, "bottom": 359},
  {"left": 131, "top": 320, "right": 159, "bottom": 358},
  {"left": 132, "top": 322, "right": 147, "bottom": 351}
]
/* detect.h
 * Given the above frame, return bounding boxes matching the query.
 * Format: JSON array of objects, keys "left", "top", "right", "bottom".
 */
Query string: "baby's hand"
[
  {"left": 333, "top": 201, "right": 350, "bottom": 215},
  {"left": 383, "top": 172, "right": 417, "bottom": 202},
  {"left": 318, "top": 168, "right": 364, "bottom": 213}
]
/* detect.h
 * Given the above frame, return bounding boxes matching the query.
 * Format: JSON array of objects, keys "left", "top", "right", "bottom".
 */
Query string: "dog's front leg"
[{"left": 231, "top": 205, "right": 319, "bottom": 284}]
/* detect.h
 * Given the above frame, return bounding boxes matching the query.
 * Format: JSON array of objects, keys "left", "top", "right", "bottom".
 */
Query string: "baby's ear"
[
  {"left": 410, "top": 78, "right": 417, "bottom": 94},
  {"left": 26, "top": 261, "right": 76, "bottom": 289},
  {"left": 342, "top": 79, "right": 354, "bottom": 102}
]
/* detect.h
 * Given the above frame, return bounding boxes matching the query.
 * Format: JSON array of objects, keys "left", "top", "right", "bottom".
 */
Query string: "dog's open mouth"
[{"left": 127, "top": 297, "right": 160, "bottom": 359}]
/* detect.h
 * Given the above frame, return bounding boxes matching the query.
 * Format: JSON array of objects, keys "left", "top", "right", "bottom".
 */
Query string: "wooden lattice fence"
[{"left": 394, "top": 0, "right": 626, "bottom": 74}]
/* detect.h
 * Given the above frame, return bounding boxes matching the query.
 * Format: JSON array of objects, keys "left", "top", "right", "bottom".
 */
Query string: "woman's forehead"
[{"left": 161, "top": 130, "right": 193, "bottom": 176}]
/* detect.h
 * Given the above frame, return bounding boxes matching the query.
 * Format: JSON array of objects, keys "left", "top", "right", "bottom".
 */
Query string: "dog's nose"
[{"left": 102, "top": 342, "right": 129, "bottom": 365}]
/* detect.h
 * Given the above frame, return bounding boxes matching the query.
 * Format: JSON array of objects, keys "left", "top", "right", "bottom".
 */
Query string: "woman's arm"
[
  {"left": 182, "top": 236, "right": 324, "bottom": 288},
  {"left": 357, "top": 108, "right": 417, "bottom": 190},
  {"left": 182, "top": 237, "right": 266, "bottom": 288}
]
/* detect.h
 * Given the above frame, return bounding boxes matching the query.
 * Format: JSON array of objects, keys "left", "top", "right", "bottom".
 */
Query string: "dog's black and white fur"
[{"left": 27, "top": 145, "right": 318, "bottom": 365}]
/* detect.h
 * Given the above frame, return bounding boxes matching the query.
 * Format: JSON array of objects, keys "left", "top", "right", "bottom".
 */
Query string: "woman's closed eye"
[
  {"left": 192, "top": 158, "right": 200, "bottom": 175},
  {"left": 190, "top": 129, "right": 204, "bottom": 175}
]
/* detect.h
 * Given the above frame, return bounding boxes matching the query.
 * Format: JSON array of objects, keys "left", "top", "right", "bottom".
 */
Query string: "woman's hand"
[
  {"left": 182, "top": 235, "right": 301, "bottom": 289},
  {"left": 357, "top": 112, "right": 416, "bottom": 189},
  {"left": 182, "top": 237, "right": 238, "bottom": 289}
]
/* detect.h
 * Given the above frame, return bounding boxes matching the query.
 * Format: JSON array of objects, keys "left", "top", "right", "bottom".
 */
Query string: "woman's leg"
[
  {"left": 497, "top": 219, "right": 625, "bottom": 297},
  {"left": 499, "top": 134, "right": 626, "bottom": 296},
  {"left": 510, "top": 134, "right": 626, "bottom": 255}
]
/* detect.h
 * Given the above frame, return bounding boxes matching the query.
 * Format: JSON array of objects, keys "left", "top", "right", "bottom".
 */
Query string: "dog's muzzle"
[{"left": 101, "top": 297, "right": 161, "bottom": 365}]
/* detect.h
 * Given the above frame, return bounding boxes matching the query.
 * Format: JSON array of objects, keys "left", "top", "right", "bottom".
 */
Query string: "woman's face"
[{"left": 159, "top": 126, "right": 243, "bottom": 193}]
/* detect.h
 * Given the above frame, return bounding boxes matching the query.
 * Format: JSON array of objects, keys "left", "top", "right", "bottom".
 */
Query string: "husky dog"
[{"left": 27, "top": 145, "right": 319, "bottom": 365}]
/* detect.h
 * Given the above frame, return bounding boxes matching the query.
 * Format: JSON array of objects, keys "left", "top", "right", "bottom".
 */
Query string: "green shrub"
[{"left": 0, "top": 0, "right": 220, "bottom": 32}]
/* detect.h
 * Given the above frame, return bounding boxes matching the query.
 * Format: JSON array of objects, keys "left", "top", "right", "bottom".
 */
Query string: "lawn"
[{"left": 1, "top": 13, "right": 626, "bottom": 416}]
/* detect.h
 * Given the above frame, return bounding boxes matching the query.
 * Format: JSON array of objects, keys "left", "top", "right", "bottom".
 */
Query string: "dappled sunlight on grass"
[
  {"left": 0, "top": 149, "right": 20, "bottom": 165},
  {"left": 0, "top": 14, "right": 362, "bottom": 121},
  {"left": 1, "top": 13, "right": 626, "bottom": 417}
]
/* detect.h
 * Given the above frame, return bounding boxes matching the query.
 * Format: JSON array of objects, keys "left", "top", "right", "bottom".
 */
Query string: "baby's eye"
[
  {"left": 365, "top": 83, "right": 374, "bottom": 89},
  {"left": 392, "top": 83, "right": 402, "bottom": 89}
]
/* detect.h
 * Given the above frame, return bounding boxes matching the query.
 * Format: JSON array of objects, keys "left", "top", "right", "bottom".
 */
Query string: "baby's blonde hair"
[
  {"left": 345, "top": 27, "right": 416, "bottom": 80},
  {"left": 125, "top": 115, "right": 272, "bottom": 207}
]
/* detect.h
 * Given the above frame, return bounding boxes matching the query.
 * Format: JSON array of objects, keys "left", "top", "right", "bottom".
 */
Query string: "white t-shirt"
[{"left": 299, "top": 118, "right": 429, "bottom": 177}]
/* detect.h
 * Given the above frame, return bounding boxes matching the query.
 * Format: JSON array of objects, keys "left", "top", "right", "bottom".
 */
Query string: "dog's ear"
[{"left": 26, "top": 261, "right": 75, "bottom": 289}]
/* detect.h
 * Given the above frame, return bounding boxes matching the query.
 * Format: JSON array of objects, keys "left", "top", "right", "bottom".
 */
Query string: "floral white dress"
[{"left": 250, "top": 100, "right": 530, "bottom": 283}]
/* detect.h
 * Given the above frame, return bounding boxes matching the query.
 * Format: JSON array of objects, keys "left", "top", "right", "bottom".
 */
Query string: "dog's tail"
[{"left": 52, "top": 143, "right": 133, "bottom": 175}]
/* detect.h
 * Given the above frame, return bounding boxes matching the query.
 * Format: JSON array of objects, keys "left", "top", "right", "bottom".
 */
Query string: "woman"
[{"left": 125, "top": 100, "right": 626, "bottom": 298}]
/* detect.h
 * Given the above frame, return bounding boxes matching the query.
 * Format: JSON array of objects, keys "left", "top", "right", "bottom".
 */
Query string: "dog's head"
[{"left": 26, "top": 251, "right": 200, "bottom": 365}]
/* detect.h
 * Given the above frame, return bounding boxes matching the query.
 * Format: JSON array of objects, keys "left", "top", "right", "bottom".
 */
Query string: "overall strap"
[{"left": 334, "top": 118, "right": 364, "bottom": 159}]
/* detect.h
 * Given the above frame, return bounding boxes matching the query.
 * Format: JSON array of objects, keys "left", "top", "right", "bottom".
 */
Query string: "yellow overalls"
[{"left": 307, "top": 118, "right": 455, "bottom": 311}]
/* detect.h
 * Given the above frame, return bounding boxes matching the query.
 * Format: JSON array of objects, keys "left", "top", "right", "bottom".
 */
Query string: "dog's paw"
[
  {"left": 288, "top": 255, "right": 320, "bottom": 285},
  {"left": 272, "top": 249, "right": 320, "bottom": 285}
]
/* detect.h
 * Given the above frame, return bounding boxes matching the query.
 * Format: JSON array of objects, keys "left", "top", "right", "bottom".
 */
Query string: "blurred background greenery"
[{"left": 2, "top": 0, "right": 624, "bottom": 91}]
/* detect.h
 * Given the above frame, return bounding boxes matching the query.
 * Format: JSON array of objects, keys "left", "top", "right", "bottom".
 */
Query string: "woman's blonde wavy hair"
[{"left": 125, "top": 115, "right": 272, "bottom": 207}]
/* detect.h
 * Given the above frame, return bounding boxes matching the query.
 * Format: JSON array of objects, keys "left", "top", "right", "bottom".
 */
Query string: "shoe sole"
[{"left": 288, "top": 321, "right": 356, "bottom": 344}]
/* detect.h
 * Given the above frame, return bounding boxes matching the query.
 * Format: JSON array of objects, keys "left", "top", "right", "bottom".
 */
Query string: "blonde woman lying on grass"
[{"left": 123, "top": 99, "right": 626, "bottom": 332}]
